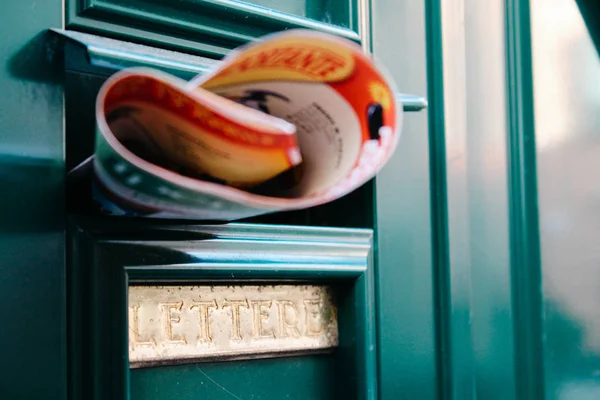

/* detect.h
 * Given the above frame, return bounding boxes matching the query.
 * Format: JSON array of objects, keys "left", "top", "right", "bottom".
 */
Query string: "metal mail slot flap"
[{"left": 50, "top": 29, "right": 428, "bottom": 112}]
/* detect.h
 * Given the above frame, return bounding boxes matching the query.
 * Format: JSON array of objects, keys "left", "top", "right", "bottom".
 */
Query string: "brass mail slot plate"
[{"left": 129, "top": 284, "right": 338, "bottom": 368}]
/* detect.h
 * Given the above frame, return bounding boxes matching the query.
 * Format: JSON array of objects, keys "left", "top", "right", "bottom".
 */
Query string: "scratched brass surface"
[{"left": 128, "top": 285, "right": 338, "bottom": 367}]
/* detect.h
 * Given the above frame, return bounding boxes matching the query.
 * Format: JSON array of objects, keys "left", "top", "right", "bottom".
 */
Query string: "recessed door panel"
[{"left": 130, "top": 356, "right": 335, "bottom": 400}]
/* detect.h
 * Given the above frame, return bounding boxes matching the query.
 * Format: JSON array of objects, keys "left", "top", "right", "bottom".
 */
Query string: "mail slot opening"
[
  {"left": 64, "top": 66, "right": 372, "bottom": 227},
  {"left": 59, "top": 30, "right": 406, "bottom": 227}
]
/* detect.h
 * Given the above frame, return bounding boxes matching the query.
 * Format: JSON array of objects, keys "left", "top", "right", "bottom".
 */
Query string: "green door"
[
  {"left": 1, "top": 0, "right": 598, "bottom": 399},
  {"left": 1, "top": 1, "right": 400, "bottom": 399}
]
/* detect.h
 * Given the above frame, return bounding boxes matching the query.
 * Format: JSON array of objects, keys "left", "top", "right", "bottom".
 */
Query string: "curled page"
[{"left": 91, "top": 29, "right": 403, "bottom": 220}]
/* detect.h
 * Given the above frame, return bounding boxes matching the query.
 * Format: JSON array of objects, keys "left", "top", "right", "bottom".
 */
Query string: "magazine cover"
[{"left": 78, "top": 29, "right": 402, "bottom": 220}]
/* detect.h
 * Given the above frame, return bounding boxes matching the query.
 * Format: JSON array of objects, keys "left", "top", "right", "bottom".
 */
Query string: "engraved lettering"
[
  {"left": 161, "top": 302, "right": 187, "bottom": 344},
  {"left": 303, "top": 299, "right": 324, "bottom": 336},
  {"left": 128, "top": 285, "right": 338, "bottom": 367},
  {"left": 250, "top": 300, "right": 275, "bottom": 339},
  {"left": 129, "top": 304, "right": 155, "bottom": 349},
  {"left": 277, "top": 300, "right": 300, "bottom": 338},
  {"left": 190, "top": 300, "right": 218, "bottom": 343},
  {"left": 222, "top": 299, "right": 249, "bottom": 340}
]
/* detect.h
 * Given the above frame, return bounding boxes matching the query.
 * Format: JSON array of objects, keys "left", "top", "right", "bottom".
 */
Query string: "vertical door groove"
[
  {"left": 505, "top": 0, "right": 545, "bottom": 398},
  {"left": 425, "top": 0, "right": 453, "bottom": 398}
]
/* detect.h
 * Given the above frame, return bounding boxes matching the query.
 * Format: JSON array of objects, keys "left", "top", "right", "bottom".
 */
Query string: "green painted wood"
[
  {"left": 374, "top": 2, "right": 598, "bottom": 400},
  {"left": 423, "top": 0, "right": 453, "bottom": 397},
  {"left": 66, "top": 0, "right": 361, "bottom": 58},
  {"left": 11, "top": 1, "right": 597, "bottom": 400},
  {"left": 371, "top": 1, "right": 437, "bottom": 399},
  {"left": 131, "top": 355, "right": 337, "bottom": 400},
  {"left": 505, "top": 1, "right": 545, "bottom": 399},
  {"left": 461, "top": 1, "right": 516, "bottom": 398},
  {"left": 427, "top": 1, "right": 521, "bottom": 399},
  {"left": 69, "top": 219, "right": 377, "bottom": 399},
  {"left": 427, "top": 1, "right": 527, "bottom": 396},
  {"left": 0, "top": 1, "right": 67, "bottom": 399}
]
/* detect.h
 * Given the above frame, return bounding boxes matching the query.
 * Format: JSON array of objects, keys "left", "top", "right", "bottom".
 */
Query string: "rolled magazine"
[{"left": 81, "top": 29, "right": 402, "bottom": 221}]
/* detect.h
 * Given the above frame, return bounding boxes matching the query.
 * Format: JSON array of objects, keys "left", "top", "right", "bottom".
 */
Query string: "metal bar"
[{"left": 51, "top": 28, "right": 427, "bottom": 111}]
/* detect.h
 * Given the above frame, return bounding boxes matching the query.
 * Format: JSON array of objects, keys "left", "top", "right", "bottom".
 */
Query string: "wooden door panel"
[
  {"left": 371, "top": 1, "right": 435, "bottom": 398},
  {"left": 0, "top": 1, "right": 67, "bottom": 399},
  {"left": 131, "top": 356, "right": 335, "bottom": 400},
  {"left": 69, "top": 220, "right": 377, "bottom": 399}
]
